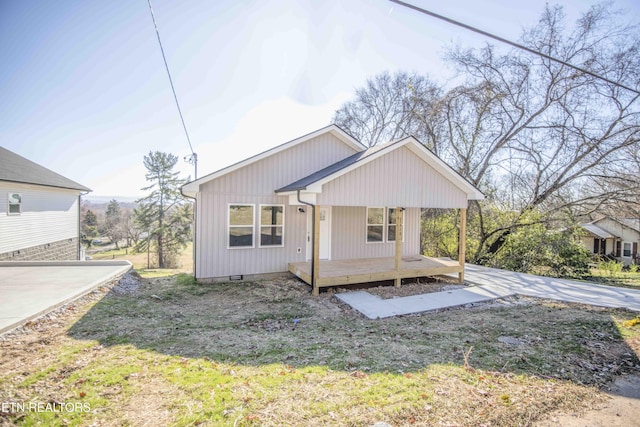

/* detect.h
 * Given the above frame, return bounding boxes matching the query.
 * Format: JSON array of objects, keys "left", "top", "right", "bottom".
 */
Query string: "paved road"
[
  {"left": 0, "top": 261, "right": 131, "bottom": 334},
  {"left": 337, "top": 264, "right": 640, "bottom": 319}
]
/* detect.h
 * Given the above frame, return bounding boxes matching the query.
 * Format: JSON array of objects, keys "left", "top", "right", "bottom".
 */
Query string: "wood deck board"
[{"left": 289, "top": 256, "right": 462, "bottom": 287}]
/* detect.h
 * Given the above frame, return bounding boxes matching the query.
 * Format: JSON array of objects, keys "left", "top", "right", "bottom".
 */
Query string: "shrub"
[
  {"left": 599, "top": 260, "right": 623, "bottom": 277},
  {"left": 486, "top": 221, "right": 591, "bottom": 278}
]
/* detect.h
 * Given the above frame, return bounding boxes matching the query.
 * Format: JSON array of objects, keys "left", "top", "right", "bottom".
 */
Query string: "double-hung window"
[
  {"left": 623, "top": 242, "right": 632, "bottom": 257},
  {"left": 228, "top": 204, "right": 254, "bottom": 248},
  {"left": 7, "top": 193, "right": 21, "bottom": 215},
  {"left": 367, "top": 207, "right": 403, "bottom": 243},
  {"left": 366, "top": 207, "right": 385, "bottom": 243},
  {"left": 260, "top": 204, "right": 284, "bottom": 247},
  {"left": 387, "top": 208, "right": 404, "bottom": 242}
]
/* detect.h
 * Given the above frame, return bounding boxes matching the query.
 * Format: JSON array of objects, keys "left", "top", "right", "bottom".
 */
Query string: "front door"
[{"left": 306, "top": 206, "right": 331, "bottom": 260}]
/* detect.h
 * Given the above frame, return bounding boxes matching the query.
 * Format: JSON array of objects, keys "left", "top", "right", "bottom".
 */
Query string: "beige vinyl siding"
[
  {"left": 196, "top": 193, "right": 306, "bottom": 278},
  {"left": 0, "top": 182, "right": 79, "bottom": 253},
  {"left": 196, "top": 133, "right": 356, "bottom": 279},
  {"left": 317, "top": 146, "right": 468, "bottom": 208},
  {"left": 595, "top": 218, "right": 640, "bottom": 245},
  {"left": 204, "top": 133, "right": 357, "bottom": 195},
  {"left": 331, "top": 206, "right": 420, "bottom": 260}
]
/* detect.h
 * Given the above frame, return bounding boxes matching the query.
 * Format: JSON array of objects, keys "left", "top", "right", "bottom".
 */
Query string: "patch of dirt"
[
  {"left": 535, "top": 373, "right": 640, "bottom": 426},
  {"left": 333, "top": 276, "right": 466, "bottom": 299}
]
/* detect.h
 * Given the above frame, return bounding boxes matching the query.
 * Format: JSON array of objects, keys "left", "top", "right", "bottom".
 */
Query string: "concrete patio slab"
[
  {"left": 336, "top": 284, "right": 516, "bottom": 319},
  {"left": 0, "top": 260, "right": 132, "bottom": 335}
]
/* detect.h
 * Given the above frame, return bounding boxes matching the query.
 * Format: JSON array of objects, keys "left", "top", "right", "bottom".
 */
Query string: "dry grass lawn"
[{"left": 1, "top": 273, "right": 639, "bottom": 426}]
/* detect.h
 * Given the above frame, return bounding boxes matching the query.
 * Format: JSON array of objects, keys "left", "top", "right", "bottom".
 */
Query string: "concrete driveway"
[
  {"left": 464, "top": 264, "right": 640, "bottom": 311},
  {"left": 0, "top": 260, "right": 131, "bottom": 334},
  {"left": 337, "top": 264, "right": 640, "bottom": 319}
]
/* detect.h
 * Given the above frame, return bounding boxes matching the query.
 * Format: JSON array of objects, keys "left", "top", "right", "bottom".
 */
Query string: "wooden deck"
[{"left": 288, "top": 255, "right": 462, "bottom": 288}]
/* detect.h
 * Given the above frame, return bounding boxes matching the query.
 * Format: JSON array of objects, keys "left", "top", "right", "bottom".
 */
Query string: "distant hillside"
[{"left": 83, "top": 195, "right": 138, "bottom": 210}]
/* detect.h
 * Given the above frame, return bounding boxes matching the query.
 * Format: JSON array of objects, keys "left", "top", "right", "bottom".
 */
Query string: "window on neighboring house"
[
  {"left": 228, "top": 204, "right": 254, "bottom": 248},
  {"left": 623, "top": 242, "right": 632, "bottom": 257},
  {"left": 260, "top": 204, "right": 284, "bottom": 247},
  {"left": 7, "top": 193, "right": 21, "bottom": 215},
  {"left": 366, "top": 207, "right": 384, "bottom": 243},
  {"left": 387, "top": 208, "right": 405, "bottom": 242}
]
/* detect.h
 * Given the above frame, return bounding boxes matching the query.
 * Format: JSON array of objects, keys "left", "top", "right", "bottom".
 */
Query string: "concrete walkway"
[
  {"left": 336, "top": 264, "right": 640, "bottom": 319},
  {"left": 0, "top": 261, "right": 132, "bottom": 334}
]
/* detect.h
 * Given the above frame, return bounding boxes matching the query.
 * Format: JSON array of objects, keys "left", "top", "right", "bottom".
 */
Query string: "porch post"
[
  {"left": 312, "top": 205, "right": 321, "bottom": 296},
  {"left": 458, "top": 207, "right": 467, "bottom": 283},
  {"left": 395, "top": 207, "right": 403, "bottom": 287}
]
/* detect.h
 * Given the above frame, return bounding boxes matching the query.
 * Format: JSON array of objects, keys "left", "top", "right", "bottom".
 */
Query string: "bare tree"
[
  {"left": 333, "top": 3, "right": 640, "bottom": 263},
  {"left": 333, "top": 71, "right": 442, "bottom": 148}
]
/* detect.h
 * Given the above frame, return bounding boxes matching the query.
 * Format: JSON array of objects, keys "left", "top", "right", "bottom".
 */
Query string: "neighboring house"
[
  {"left": 0, "top": 146, "right": 91, "bottom": 261},
  {"left": 182, "top": 125, "right": 484, "bottom": 294},
  {"left": 579, "top": 217, "right": 640, "bottom": 266}
]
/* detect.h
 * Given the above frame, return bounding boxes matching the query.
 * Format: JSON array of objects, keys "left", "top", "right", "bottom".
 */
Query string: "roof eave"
[{"left": 181, "top": 124, "right": 365, "bottom": 193}]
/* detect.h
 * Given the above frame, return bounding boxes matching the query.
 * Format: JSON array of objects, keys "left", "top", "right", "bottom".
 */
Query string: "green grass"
[
  {"left": 90, "top": 243, "right": 193, "bottom": 278},
  {"left": 1, "top": 276, "right": 639, "bottom": 426},
  {"left": 589, "top": 267, "right": 640, "bottom": 289}
]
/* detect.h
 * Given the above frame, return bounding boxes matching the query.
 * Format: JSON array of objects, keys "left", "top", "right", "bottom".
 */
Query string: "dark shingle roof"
[
  {"left": 0, "top": 146, "right": 91, "bottom": 192},
  {"left": 275, "top": 141, "right": 394, "bottom": 193}
]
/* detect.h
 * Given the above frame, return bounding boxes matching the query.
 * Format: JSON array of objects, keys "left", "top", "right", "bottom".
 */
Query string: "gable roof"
[
  {"left": 618, "top": 218, "right": 640, "bottom": 233},
  {"left": 580, "top": 223, "right": 618, "bottom": 239},
  {"left": 182, "top": 124, "right": 365, "bottom": 196},
  {"left": 276, "top": 136, "right": 484, "bottom": 201},
  {"left": 0, "top": 146, "right": 91, "bottom": 192},
  {"left": 593, "top": 217, "right": 640, "bottom": 234}
]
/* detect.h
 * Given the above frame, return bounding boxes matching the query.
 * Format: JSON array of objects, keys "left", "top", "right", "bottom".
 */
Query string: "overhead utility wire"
[
  {"left": 146, "top": 0, "right": 198, "bottom": 178},
  {"left": 389, "top": 0, "right": 640, "bottom": 96}
]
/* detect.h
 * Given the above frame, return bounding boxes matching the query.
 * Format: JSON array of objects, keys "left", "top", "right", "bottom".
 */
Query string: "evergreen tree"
[
  {"left": 104, "top": 199, "right": 124, "bottom": 249},
  {"left": 134, "top": 151, "right": 191, "bottom": 268},
  {"left": 81, "top": 209, "right": 99, "bottom": 248}
]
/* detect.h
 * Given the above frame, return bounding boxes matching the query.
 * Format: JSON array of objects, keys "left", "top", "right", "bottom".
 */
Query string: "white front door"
[{"left": 306, "top": 206, "right": 331, "bottom": 260}]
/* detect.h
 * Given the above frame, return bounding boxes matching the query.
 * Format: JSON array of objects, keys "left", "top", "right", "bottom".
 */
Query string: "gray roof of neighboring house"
[
  {"left": 618, "top": 218, "right": 640, "bottom": 233},
  {"left": 580, "top": 223, "right": 617, "bottom": 239},
  {"left": 0, "top": 146, "right": 91, "bottom": 192}
]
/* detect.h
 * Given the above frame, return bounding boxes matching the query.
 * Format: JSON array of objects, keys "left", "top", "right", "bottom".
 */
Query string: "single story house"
[
  {"left": 182, "top": 125, "right": 484, "bottom": 294},
  {"left": 0, "top": 146, "right": 91, "bottom": 261},
  {"left": 580, "top": 217, "right": 640, "bottom": 265}
]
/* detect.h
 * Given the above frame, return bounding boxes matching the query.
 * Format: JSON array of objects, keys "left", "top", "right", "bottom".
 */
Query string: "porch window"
[
  {"left": 623, "top": 242, "right": 632, "bottom": 257},
  {"left": 8, "top": 193, "right": 21, "bottom": 215},
  {"left": 260, "top": 204, "right": 284, "bottom": 247},
  {"left": 367, "top": 207, "right": 384, "bottom": 243},
  {"left": 387, "top": 208, "right": 404, "bottom": 242},
  {"left": 228, "top": 204, "right": 254, "bottom": 248}
]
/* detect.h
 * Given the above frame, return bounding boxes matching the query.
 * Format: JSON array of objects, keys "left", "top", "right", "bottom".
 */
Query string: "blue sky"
[{"left": 1, "top": 0, "right": 638, "bottom": 199}]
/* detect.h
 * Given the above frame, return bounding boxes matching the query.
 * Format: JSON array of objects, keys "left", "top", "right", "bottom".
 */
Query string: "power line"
[
  {"left": 389, "top": 0, "right": 640, "bottom": 96},
  {"left": 146, "top": 0, "right": 198, "bottom": 178}
]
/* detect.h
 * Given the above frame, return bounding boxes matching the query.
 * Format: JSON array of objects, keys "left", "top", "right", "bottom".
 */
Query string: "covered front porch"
[{"left": 288, "top": 255, "right": 462, "bottom": 290}]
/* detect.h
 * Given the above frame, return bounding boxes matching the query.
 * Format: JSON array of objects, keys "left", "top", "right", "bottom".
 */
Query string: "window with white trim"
[
  {"left": 7, "top": 193, "right": 21, "bottom": 215},
  {"left": 260, "top": 204, "right": 284, "bottom": 247},
  {"left": 228, "top": 204, "right": 254, "bottom": 248},
  {"left": 388, "top": 208, "right": 400, "bottom": 242},
  {"left": 366, "top": 207, "right": 384, "bottom": 243},
  {"left": 623, "top": 242, "right": 632, "bottom": 257}
]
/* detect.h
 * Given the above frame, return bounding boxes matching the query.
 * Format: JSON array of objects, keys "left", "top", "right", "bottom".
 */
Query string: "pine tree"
[{"left": 134, "top": 151, "right": 191, "bottom": 268}]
